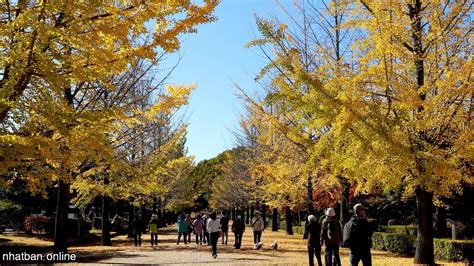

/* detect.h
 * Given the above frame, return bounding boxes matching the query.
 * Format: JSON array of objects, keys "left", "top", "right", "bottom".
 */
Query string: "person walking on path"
[
  {"left": 304, "top": 214, "right": 322, "bottom": 266},
  {"left": 343, "top": 203, "right": 373, "bottom": 266},
  {"left": 207, "top": 211, "right": 221, "bottom": 259},
  {"left": 321, "top": 208, "right": 343, "bottom": 266},
  {"left": 251, "top": 211, "right": 265, "bottom": 249},
  {"left": 193, "top": 214, "right": 205, "bottom": 245},
  {"left": 231, "top": 212, "right": 245, "bottom": 249},
  {"left": 220, "top": 211, "right": 229, "bottom": 245},
  {"left": 186, "top": 214, "right": 193, "bottom": 244},
  {"left": 149, "top": 214, "right": 159, "bottom": 247},
  {"left": 132, "top": 215, "right": 143, "bottom": 248},
  {"left": 176, "top": 214, "right": 188, "bottom": 245},
  {"left": 203, "top": 213, "right": 210, "bottom": 245}
]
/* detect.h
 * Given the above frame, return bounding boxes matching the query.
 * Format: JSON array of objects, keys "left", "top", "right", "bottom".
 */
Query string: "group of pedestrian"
[
  {"left": 130, "top": 204, "right": 373, "bottom": 265},
  {"left": 131, "top": 213, "right": 160, "bottom": 248},
  {"left": 304, "top": 203, "right": 373, "bottom": 266}
]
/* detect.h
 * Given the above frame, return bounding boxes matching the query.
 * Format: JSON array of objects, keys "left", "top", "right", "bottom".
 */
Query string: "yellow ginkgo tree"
[{"left": 250, "top": 0, "right": 472, "bottom": 264}]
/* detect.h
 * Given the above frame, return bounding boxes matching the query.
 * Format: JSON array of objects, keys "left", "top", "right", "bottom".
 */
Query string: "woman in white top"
[{"left": 207, "top": 211, "right": 220, "bottom": 259}]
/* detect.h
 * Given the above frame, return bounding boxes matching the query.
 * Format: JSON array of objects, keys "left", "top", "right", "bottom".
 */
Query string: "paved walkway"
[{"left": 69, "top": 227, "right": 417, "bottom": 265}]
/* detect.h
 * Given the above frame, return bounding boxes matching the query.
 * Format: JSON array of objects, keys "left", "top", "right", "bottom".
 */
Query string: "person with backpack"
[
  {"left": 193, "top": 214, "right": 205, "bottom": 245},
  {"left": 220, "top": 211, "right": 229, "bottom": 245},
  {"left": 343, "top": 203, "right": 373, "bottom": 266},
  {"left": 251, "top": 211, "right": 265, "bottom": 249},
  {"left": 207, "top": 211, "right": 220, "bottom": 259},
  {"left": 176, "top": 214, "right": 188, "bottom": 244},
  {"left": 231, "top": 212, "right": 245, "bottom": 249},
  {"left": 149, "top": 214, "right": 159, "bottom": 247},
  {"left": 304, "top": 214, "right": 322, "bottom": 266},
  {"left": 321, "top": 208, "right": 342, "bottom": 266},
  {"left": 132, "top": 215, "right": 142, "bottom": 248}
]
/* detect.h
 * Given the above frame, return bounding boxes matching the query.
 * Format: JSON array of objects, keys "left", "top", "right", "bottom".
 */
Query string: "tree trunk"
[
  {"left": 246, "top": 207, "right": 250, "bottom": 224},
  {"left": 285, "top": 206, "right": 293, "bottom": 235},
  {"left": 307, "top": 174, "right": 314, "bottom": 212},
  {"left": 414, "top": 187, "right": 435, "bottom": 264},
  {"left": 140, "top": 204, "right": 146, "bottom": 234},
  {"left": 127, "top": 204, "right": 134, "bottom": 238},
  {"left": 435, "top": 206, "right": 447, "bottom": 238},
  {"left": 54, "top": 180, "right": 69, "bottom": 253},
  {"left": 272, "top": 208, "right": 278, "bottom": 231},
  {"left": 152, "top": 197, "right": 157, "bottom": 213},
  {"left": 340, "top": 182, "right": 350, "bottom": 224},
  {"left": 101, "top": 195, "right": 112, "bottom": 246},
  {"left": 231, "top": 208, "right": 236, "bottom": 221},
  {"left": 250, "top": 206, "right": 255, "bottom": 219},
  {"left": 262, "top": 204, "right": 267, "bottom": 229}
]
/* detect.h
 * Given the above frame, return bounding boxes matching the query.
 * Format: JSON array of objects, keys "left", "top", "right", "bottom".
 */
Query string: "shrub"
[
  {"left": 382, "top": 225, "right": 417, "bottom": 236},
  {"left": 24, "top": 215, "right": 53, "bottom": 234},
  {"left": 372, "top": 232, "right": 474, "bottom": 262},
  {"left": 372, "top": 232, "right": 415, "bottom": 256},
  {"left": 434, "top": 239, "right": 474, "bottom": 262}
]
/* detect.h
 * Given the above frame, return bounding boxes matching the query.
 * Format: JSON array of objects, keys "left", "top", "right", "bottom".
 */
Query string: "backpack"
[{"left": 326, "top": 220, "right": 338, "bottom": 240}]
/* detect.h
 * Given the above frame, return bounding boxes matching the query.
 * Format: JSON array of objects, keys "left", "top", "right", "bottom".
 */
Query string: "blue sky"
[{"left": 165, "top": 1, "right": 290, "bottom": 162}]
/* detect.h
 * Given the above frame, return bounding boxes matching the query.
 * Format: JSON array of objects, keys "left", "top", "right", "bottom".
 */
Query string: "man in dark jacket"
[
  {"left": 231, "top": 213, "right": 245, "bottom": 249},
  {"left": 132, "top": 215, "right": 142, "bottom": 247},
  {"left": 343, "top": 203, "right": 373, "bottom": 266},
  {"left": 304, "top": 214, "right": 322, "bottom": 266}
]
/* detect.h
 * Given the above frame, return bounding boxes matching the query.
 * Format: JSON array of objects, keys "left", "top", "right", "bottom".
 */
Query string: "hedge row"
[
  {"left": 372, "top": 232, "right": 474, "bottom": 262},
  {"left": 382, "top": 225, "right": 417, "bottom": 236}
]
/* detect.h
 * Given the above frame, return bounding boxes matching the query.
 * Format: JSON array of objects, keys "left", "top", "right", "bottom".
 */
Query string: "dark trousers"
[
  {"left": 133, "top": 233, "right": 141, "bottom": 246},
  {"left": 150, "top": 233, "right": 158, "bottom": 246},
  {"left": 349, "top": 249, "right": 372, "bottom": 266},
  {"left": 325, "top": 244, "right": 341, "bottom": 266},
  {"left": 187, "top": 230, "right": 192, "bottom": 243},
  {"left": 195, "top": 233, "right": 203, "bottom": 244},
  {"left": 204, "top": 230, "right": 210, "bottom": 245},
  {"left": 221, "top": 229, "right": 228, "bottom": 244},
  {"left": 210, "top": 232, "right": 220, "bottom": 256},
  {"left": 177, "top": 232, "right": 187, "bottom": 244},
  {"left": 308, "top": 243, "right": 322, "bottom": 266},
  {"left": 234, "top": 232, "right": 243, "bottom": 249},
  {"left": 253, "top": 230, "right": 262, "bottom": 244}
]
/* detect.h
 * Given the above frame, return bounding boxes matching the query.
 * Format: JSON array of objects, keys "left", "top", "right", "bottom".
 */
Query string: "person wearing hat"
[
  {"left": 149, "top": 214, "right": 159, "bottom": 247},
  {"left": 343, "top": 203, "right": 373, "bottom": 266},
  {"left": 251, "top": 210, "right": 265, "bottom": 249},
  {"left": 304, "top": 214, "right": 323, "bottom": 266},
  {"left": 321, "top": 208, "right": 342, "bottom": 266}
]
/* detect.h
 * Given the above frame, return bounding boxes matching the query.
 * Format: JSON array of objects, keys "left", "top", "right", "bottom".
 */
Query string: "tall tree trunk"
[
  {"left": 152, "top": 196, "right": 157, "bottom": 213},
  {"left": 340, "top": 180, "right": 350, "bottom": 224},
  {"left": 262, "top": 204, "right": 267, "bottom": 229},
  {"left": 307, "top": 174, "right": 314, "bottom": 212},
  {"left": 415, "top": 187, "right": 435, "bottom": 264},
  {"left": 285, "top": 206, "right": 293, "bottom": 235},
  {"left": 54, "top": 180, "right": 69, "bottom": 253},
  {"left": 272, "top": 208, "right": 278, "bottom": 231},
  {"left": 435, "top": 206, "right": 447, "bottom": 238},
  {"left": 250, "top": 206, "right": 255, "bottom": 219},
  {"left": 101, "top": 195, "right": 112, "bottom": 246},
  {"left": 127, "top": 204, "right": 134, "bottom": 238},
  {"left": 245, "top": 207, "right": 250, "bottom": 224},
  {"left": 140, "top": 204, "right": 146, "bottom": 234}
]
